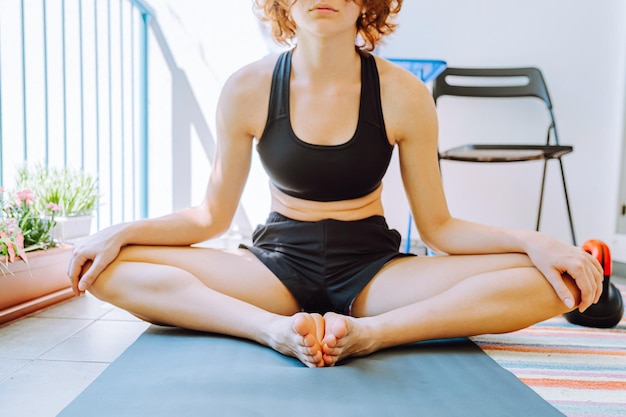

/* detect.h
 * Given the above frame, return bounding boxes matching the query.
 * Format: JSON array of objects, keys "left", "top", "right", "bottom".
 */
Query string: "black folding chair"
[{"left": 433, "top": 67, "right": 576, "bottom": 245}]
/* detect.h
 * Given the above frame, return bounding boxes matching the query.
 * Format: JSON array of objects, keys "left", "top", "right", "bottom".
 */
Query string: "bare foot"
[
  {"left": 268, "top": 312, "right": 325, "bottom": 368},
  {"left": 311, "top": 312, "right": 325, "bottom": 344},
  {"left": 321, "top": 312, "right": 375, "bottom": 366}
]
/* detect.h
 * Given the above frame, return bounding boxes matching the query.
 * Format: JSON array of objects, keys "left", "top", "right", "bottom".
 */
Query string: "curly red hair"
[{"left": 253, "top": 0, "right": 403, "bottom": 51}]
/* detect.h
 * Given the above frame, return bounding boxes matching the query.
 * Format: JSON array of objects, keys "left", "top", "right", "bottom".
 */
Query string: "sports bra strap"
[{"left": 266, "top": 50, "right": 291, "bottom": 122}]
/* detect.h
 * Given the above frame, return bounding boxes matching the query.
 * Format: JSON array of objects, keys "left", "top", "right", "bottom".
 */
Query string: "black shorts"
[{"left": 240, "top": 212, "right": 415, "bottom": 315}]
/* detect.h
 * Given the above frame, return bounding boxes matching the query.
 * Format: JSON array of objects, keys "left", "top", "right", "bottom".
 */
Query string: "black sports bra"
[{"left": 256, "top": 49, "right": 393, "bottom": 202}]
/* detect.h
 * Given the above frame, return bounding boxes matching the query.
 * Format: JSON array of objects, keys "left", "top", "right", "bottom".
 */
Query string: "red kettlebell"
[{"left": 563, "top": 239, "right": 624, "bottom": 328}]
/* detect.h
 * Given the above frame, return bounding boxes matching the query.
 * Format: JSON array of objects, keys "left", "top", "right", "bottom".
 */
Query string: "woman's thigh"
[
  {"left": 98, "top": 245, "right": 301, "bottom": 315},
  {"left": 352, "top": 252, "right": 537, "bottom": 316}
]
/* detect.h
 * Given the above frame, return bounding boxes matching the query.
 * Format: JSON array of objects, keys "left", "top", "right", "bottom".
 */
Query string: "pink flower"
[
  {"left": 13, "top": 189, "right": 35, "bottom": 205},
  {"left": 6, "top": 219, "right": 18, "bottom": 234},
  {"left": 0, "top": 186, "right": 5, "bottom": 193},
  {"left": 47, "top": 202, "right": 63, "bottom": 212}
]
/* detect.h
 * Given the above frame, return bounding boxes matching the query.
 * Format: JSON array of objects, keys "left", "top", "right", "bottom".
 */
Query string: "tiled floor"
[
  {"left": 0, "top": 294, "right": 150, "bottom": 417},
  {"left": 2, "top": 273, "right": 625, "bottom": 417}
]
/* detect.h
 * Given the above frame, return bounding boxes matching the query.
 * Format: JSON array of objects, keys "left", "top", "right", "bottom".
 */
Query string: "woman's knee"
[
  {"left": 529, "top": 269, "right": 582, "bottom": 316},
  {"left": 87, "top": 253, "right": 158, "bottom": 304},
  {"left": 87, "top": 261, "right": 125, "bottom": 303}
]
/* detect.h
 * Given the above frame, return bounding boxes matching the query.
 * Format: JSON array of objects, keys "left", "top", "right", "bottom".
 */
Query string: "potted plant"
[
  {"left": 0, "top": 184, "right": 74, "bottom": 325},
  {"left": 15, "top": 165, "right": 99, "bottom": 243}
]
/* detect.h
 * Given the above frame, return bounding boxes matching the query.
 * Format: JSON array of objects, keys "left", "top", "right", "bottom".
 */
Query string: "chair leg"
[
  {"left": 536, "top": 159, "right": 577, "bottom": 246},
  {"left": 536, "top": 160, "right": 548, "bottom": 233},
  {"left": 405, "top": 213, "right": 413, "bottom": 253},
  {"left": 559, "top": 158, "right": 577, "bottom": 246}
]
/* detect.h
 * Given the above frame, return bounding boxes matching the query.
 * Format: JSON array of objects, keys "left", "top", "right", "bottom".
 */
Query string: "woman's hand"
[
  {"left": 67, "top": 224, "right": 127, "bottom": 296},
  {"left": 524, "top": 234, "right": 603, "bottom": 312}
]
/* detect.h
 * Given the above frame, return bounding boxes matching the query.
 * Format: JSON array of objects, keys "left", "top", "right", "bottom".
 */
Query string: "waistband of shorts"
[{"left": 265, "top": 211, "right": 387, "bottom": 227}]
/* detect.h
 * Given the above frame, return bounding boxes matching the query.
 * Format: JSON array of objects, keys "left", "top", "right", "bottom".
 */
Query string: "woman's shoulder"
[
  {"left": 222, "top": 53, "right": 281, "bottom": 99},
  {"left": 217, "top": 53, "right": 283, "bottom": 136},
  {"left": 373, "top": 55, "right": 438, "bottom": 143},
  {"left": 374, "top": 55, "right": 433, "bottom": 102}
]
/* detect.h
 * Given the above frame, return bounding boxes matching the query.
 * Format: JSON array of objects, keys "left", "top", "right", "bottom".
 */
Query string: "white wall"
[
  {"left": 142, "top": 0, "right": 274, "bottom": 235},
  {"left": 379, "top": 0, "right": 626, "bottom": 261}
]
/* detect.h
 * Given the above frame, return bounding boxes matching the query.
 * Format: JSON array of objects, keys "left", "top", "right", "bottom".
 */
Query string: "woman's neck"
[{"left": 291, "top": 38, "right": 362, "bottom": 84}]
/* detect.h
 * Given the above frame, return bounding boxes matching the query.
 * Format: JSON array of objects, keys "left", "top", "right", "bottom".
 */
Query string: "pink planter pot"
[{"left": 0, "top": 245, "right": 75, "bottom": 325}]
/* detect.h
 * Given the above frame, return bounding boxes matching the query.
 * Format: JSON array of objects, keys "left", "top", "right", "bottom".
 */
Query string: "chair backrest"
[{"left": 433, "top": 67, "right": 553, "bottom": 110}]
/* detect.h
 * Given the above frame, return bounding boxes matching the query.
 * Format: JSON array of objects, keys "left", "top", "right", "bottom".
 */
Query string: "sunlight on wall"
[{"left": 147, "top": 0, "right": 277, "bottom": 231}]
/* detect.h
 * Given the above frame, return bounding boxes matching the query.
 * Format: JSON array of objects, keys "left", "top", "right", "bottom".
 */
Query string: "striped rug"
[{"left": 472, "top": 282, "right": 626, "bottom": 417}]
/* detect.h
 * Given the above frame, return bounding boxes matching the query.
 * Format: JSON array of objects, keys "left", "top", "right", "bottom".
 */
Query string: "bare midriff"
[{"left": 269, "top": 182, "right": 385, "bottom": 222}]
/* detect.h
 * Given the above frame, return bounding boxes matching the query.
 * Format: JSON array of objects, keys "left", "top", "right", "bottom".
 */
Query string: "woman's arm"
[
  {"left": 68, "top": 62, "right": 267, "bottom": 293},
  {"left": 381, "top": 60, "right": 603, "bottom": 311}
]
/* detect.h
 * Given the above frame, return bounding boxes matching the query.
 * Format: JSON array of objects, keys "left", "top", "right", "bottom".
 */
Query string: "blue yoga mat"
[{"left": 59, "top": 325, "right": 564, "bottom": 417}]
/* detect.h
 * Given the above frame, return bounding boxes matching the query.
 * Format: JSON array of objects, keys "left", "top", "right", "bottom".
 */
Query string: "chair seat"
[
  {"left": 429, "top": 66, "right": 577, "bottom": 244},
  {"left": 440, "top": 144, "right": 573, "bottom": 163}
]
